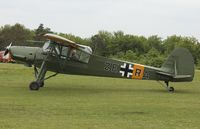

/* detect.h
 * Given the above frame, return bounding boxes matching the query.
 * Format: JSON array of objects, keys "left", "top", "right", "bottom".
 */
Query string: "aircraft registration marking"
[
  {"left": 104, "top": 62, "right": 119, "bottom": 73},
  {"left": 132, "top": 64, "right": 144, "bottom": 79}
]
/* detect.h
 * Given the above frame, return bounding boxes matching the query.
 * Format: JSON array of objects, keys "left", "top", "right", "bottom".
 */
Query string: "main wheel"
[
  {"left": 39, "top": 82, "right": 44, "bottom": 87},
  {"left": 169, "top": 87, "right": 174, "bottom": 92},
  {"left": 29, "top": 81, "right": 40, "bottom": 90}
]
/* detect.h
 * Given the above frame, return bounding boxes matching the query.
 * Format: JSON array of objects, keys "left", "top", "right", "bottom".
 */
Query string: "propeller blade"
[
  {"left": 8, "top": 42, "right": 12, "bottom": 48},
  {"left": 4, "top": 42, "right": 12, "bottom": 56},
  {"left": 4, "top": 49, "right": 9, "bottom": 56}
]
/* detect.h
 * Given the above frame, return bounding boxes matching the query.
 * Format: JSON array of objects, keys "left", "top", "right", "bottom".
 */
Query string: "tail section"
[{"left": 160, "top": 48, "right": 195, "bottom": 82}]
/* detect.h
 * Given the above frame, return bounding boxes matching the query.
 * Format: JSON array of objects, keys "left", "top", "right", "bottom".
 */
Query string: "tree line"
[{"left": 0, "top": 23, "right": 200, "bottom": 68}]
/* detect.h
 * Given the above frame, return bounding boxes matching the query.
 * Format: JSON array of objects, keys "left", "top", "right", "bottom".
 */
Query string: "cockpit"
[{"left": 42, "top": 40, "right": 92, "bottom": 63}]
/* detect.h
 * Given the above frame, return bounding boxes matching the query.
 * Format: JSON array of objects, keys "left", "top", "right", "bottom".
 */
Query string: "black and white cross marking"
[{"left": 119, "top": 63, "right": 133, "bottom": 78}]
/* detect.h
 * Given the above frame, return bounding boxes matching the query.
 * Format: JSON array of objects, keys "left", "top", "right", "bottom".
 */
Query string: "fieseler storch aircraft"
[{"left": 3, "top": 33, "right": 195, "bottom": 92}]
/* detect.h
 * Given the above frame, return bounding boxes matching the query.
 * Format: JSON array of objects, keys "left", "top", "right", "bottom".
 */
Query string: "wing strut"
[{"left": 29, "top": 43, "right": 58, "bottom": 90}]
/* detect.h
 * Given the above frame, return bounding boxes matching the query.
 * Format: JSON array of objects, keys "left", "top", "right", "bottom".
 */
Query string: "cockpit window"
[
  {"left": 43, "top": 41, "right": 60, "bottom": 55},
  {"left": 43, "top": 41, "right": 50, "bottom": 51},
  {"left": 42, "top": 40, "right": 91, "bottom": 63},
  {"left": 70, "top": 49, "right": 90, "bottom": 63},
  {"left": 79, "top": 51, "right": 90, "bottom": 63},
  {"left": 61, "top": 46, "right": 69, "bottom": 57}
]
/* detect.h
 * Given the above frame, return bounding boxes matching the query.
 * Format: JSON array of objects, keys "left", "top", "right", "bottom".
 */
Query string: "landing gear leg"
[
  {"left": 34, "top": 65, "right": 45, "bottom": 87},
  {"left": 30, "top": 64, "right": 58, "bottom": 90},
  {"left": 164, "top": 81, "right": 174, "bottom": 92},
  {"left": 30, "top": 61, "right": 47, "bottom": 91}
]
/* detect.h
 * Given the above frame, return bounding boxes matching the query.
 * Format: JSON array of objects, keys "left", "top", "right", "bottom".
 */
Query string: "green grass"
[{"left": 0, "top": 63, "right": 200, "bottom": 129}]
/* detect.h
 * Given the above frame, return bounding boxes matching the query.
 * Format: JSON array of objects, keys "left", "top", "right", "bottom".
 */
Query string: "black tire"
[
  {"left": 39, "top": 82, "right": 44, "bottom": 87},
  {"left": 29, "top": 81, "right": 40, "bottom": 90},
  {"left": 169, "top": 87, "right": 174, "bottom": 92}
]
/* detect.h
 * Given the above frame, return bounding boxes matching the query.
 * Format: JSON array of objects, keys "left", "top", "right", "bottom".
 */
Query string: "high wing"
[
  {"left": 43, "top": 33, "right": 78, "bottom": 48},
  {"left": 43, "top": 33, "right": 92, "bottom": 54}
]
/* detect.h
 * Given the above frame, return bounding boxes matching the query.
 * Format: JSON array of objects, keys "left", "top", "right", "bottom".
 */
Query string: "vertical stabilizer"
[{"left": 161, "top": 48, "right": 195, "bottom": 82}]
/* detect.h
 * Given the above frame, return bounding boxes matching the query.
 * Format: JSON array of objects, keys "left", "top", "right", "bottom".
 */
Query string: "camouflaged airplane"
[{"left": 4, "top": 33, "right": 195, "bottom": 92}]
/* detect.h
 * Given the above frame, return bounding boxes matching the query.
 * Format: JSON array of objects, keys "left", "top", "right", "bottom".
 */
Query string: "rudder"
[{"left": 161, "top": 48, "right": 195, "bottom": 82}]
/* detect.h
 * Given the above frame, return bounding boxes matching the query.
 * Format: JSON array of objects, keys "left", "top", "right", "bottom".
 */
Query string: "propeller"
[{"left": 4, "top": 42, "right": 12, "bottom": 56}]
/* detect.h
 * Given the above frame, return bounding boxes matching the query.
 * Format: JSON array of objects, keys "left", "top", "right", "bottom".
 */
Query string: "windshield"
[{"left": 43, "top": 41, "right": 50, "bottom": 51}]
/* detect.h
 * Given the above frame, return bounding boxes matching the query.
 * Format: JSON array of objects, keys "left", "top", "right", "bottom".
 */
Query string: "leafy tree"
[
  {"left": 112, "top": 50, "right": 138, "bottom": 63},
  {"left": 0, "top": 23, "right": 34, "bottom": 50},
  {"left": 164, "top": 35, "right": 200, "bottom": 65},
  {"left": 1, "top": 23, "right": 200, "bottom": 67},
  {"left": 143, "top": 48, "right": 165, "bottom": 67},
  {"left": 90, "top": 31, "right": 113, "bottom": 56},
  {"left": 163, "top": 35, "right": 182, "bottom": 54},
  {"left": 111, "top": 32, "right": 146, "bottom": 55},
  {"left": 59, "top": 33, "right": 90, "bottom": 46},
  {"left": 146, "top": 35, "right": 164, "bottom": 53},
  {"left": 34, "top": 24, "right": 52, "bottom": 41},
  {"left": 178, "top": 37, "right": 200, "bottom": 65}
]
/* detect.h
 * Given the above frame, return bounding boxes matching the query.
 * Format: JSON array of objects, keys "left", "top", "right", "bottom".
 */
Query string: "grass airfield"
[{"left": 0, "top": 63, "right": 200, "bottom": 129}]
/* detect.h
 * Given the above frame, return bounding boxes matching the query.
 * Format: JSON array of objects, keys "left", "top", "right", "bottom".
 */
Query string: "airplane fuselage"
[{"left": 10, "top": 46, "right": 180, "bottom": 82}]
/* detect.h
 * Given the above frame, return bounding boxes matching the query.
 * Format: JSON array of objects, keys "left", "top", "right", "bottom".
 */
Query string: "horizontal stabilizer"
[
  {"left": 156, "top": 71, "right": 173, "bottom": 77},
  {"left": 157, "top": 71, "right": 191, "bottom": 78},
  {"left": 173, "top": 75, "right": 192, "bottom": 79}
]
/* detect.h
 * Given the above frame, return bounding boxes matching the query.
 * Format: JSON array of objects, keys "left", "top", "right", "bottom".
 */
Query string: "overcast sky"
[{"left": 0, "top": 0, "right": 200, "bottom": 40}]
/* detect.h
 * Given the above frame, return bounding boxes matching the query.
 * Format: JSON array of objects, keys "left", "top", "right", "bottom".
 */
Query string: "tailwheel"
[
  {"left": 29, "top": 81, "right": 40, "bottom": 90},
  {"left": 164, "top": 81, "right": 175, "bottom": 92}
]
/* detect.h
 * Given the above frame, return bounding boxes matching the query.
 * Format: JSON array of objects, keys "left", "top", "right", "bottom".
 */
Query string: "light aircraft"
[{"left": 3, "top": 33, "right": 195, "bottom": 92}]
